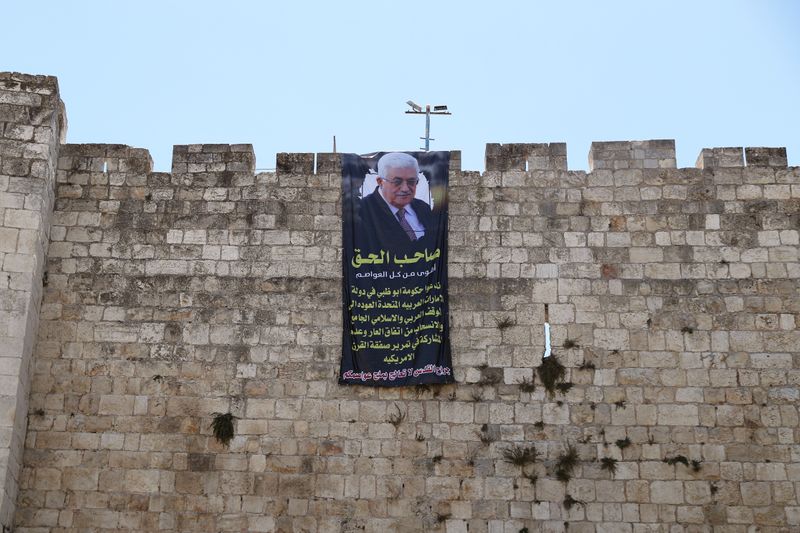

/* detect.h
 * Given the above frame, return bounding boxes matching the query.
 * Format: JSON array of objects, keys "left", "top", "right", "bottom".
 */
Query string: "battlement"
[
  {"left": 172, "top": 143, "right": 254, "bottom": 175},
  {"left": 171, "top": 140, "right": 793, "bottom": 176},
  {"left": 58, "top": 143, "right": 153, "bottom": 174},
  {"left": 271, "top": 141, "right": 790, "bottom": 174}
]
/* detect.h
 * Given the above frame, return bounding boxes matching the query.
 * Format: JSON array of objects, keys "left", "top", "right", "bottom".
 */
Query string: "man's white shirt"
[{"left": 378, "top": 188, "right": 425, "bottom": 239}]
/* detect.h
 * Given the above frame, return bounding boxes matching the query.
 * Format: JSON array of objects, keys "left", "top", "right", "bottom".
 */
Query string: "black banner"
[{"left": 340, "top": 152, "right": 454, "bottom": 386}]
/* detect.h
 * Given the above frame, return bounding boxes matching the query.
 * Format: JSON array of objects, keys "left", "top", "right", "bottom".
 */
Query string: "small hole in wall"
[{"left": 543, "top": 304, "right": 551, "bottom": 359}]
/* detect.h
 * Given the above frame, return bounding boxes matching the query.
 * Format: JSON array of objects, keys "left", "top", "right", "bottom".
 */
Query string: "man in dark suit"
[{"left": 356, "top": 152, "right": 437, "bottom": 253}]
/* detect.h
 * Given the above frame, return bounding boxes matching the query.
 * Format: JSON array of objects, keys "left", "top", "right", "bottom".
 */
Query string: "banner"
[{"left": 340, "top": 151, "right": 454, "bottom": 386}]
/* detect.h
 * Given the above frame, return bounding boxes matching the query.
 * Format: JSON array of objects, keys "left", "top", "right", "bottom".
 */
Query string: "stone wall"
[
  {"left": 2, "top": 72, "right": 800, "bottom": 532},
  {"left": 0, "top": 73, "right": 64, "bottom": 530}
]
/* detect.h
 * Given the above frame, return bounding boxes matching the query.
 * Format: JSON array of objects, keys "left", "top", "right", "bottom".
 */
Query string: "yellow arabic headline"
[{"left": 351, "top": 248, "right": 441, "bottom": 268}]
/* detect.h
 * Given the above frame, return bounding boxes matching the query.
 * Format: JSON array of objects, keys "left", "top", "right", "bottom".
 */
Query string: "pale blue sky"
[{"left": 5, "top": 1, "right": 799, "bottom": 172}]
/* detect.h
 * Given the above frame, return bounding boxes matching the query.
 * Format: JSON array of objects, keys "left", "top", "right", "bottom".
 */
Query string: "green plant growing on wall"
[
  {"left": 599, "top": 457, "right": 618, "bottom": 475},
  {"left": 555, "top": 382, "right": 573, "bottom": 394},
  {"left": 493, "top": 315, "right": 515, "bottom": 330},
  {"left": 211, "top": 412, "right": 237, "bottom": 447},
  {"left": 518, "top": 377, "right": 536, "bottom": 393},
  {"left": 537, "top": 354, "right": 566, "bottom": 397},
  {"left": 388, "top": 404, "right": 406, "bottom": 427},
  {"left": 522, "top": 470, "right": 538, "bottom": 485},
  {"left": 663, "top": 455, "right": 689, "bottom": 467},
  {"left": 477, "top": 424, "right": 497, "bottom": 446},
  {"left": 554, "top": 444, "right": 579, "bottom": 483},
  {"left": 562, "top": 338, "right": 579, "bottom": 349},
  {"left": 615, "top": 437, "right": 631, "bottom": 450},
  {"left": 563, "top": 494, "right": 585, "bottom": 510},
  {"left": 466, "top": 448, "right": 478, "bottom": 467},
  {"left": 501, "top": 444, "right": 539, "bottom": 467}
]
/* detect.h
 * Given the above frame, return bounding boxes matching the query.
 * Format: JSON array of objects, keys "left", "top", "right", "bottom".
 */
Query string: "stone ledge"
[
  {"left": 696, "top": 147, "right": 744, "bottom": 169},
  {"left": 0, "top": 72, "right": 59, "bottom": 95},
  {"left": 276, "top": 153, "right": 314, "bottom": 175},
  {"left": 745, "top": 147, "right": 787, "bottom": 168},
  {"left": 58, "top": 144, "right": 153, "bottom": 174},
  {"left": 589, "top": 139, "right": 676, "bottom": 171},
  {"left": 172, "top": 144, "right": 255, "bottom": 174},
  {"left": 485, "top": 142, "right": 567, "bottom": 172}
]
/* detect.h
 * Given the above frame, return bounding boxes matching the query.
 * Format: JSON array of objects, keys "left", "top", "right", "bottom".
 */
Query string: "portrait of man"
[
  {"left": 340, "top": 149, "right": 453, "bottom": 386},
  {"left": 355, "top": 152, "right": 438, "bottom": 253}
]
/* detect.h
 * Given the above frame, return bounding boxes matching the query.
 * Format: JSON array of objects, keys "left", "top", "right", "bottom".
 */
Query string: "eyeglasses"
[{"left": 383, "top": 177, "right": 419, "bottom": 187}]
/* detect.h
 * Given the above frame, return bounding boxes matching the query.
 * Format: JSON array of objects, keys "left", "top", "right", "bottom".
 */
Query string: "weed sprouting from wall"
[
  {"left": 388, "top": 404, "right": 406, "bottom": 427},
  {"left": 554, "top": 444, "right": 579, "bottom": 483},
  {"left": 501, "top": 444, "right": 539, "bottom": 467},
  {"left": 523, "top": 470, "right": 538, "bottom": 485},
  {"left": 563, "top": 494, "right": 585, "bottom": 510},
  {"left": 518, "top": 377, "right": 536, "bottom": 393},
  {"left": 600, "top": 457, "right": 618, "bottom": 475},
  {"left": 211, "top": 412, "right": 237, "bottom": 447},
  {"left": 538, "top": 354, "right": 566, "bottom": 397},
  {"left": 615, "top": 437, "right": 631, "bottom": 450},
  {"left": 663, "top": 455, "right": 689, "bottom": 467},
  {"left": 477, "top": 424, "right": 497, "bottom": 446},
  {"left": 555, "top": 382, "right": 573, "bottom": 394},
  {"left": 562, "top": 339, "right": 579, "bottom": 349},
  {"left": 493, "top": 315, "right": 515, "bottom": 330}
]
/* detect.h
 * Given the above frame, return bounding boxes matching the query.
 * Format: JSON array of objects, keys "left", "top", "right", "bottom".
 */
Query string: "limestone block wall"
[
  {"left": 9, "top": 134, "right": 799, "bottom": 533},
  {"left": 0, "top": 73, "right": 64, "bottom": 530},
  {"left": 0, "top": 71, "right": 798, "bottom": 532}
]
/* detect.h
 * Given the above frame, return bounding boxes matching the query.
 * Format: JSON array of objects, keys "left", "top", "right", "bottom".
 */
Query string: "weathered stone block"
[
  {"left": 745, "top": 147, "right": 787, "bottom": 168},
  {"left": 276, "top": 153, "right": 314, "bottom": 175},
  {"left": 696, "top": 147, "right": 744, "bottom": 169}
]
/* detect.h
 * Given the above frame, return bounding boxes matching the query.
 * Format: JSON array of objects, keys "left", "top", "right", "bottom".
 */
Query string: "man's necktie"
[{"left": 396, "top": 208, "right": 417, "bottom": 241}]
